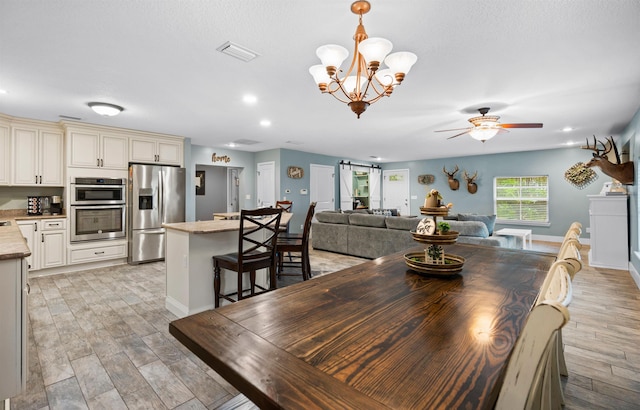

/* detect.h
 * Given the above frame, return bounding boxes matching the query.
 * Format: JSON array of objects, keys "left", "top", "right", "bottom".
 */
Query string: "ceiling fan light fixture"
[
  {"left": 469, "top": 127, "right": 500, "bottom": 142},
  {"left": 88, "top": 102, "right": 124, "bottom": 117}
]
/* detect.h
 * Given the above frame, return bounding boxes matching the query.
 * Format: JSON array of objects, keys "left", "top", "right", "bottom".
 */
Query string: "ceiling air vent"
[
  {"left": 216, "top": 41, "right": 259, "bottom": 62},
  {"left": 233, "top": 139, "right": 261, "bottom": 145}
]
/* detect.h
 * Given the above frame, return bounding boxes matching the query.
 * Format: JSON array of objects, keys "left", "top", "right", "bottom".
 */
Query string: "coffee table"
[{"left": 494, "top": 228, "right": 533, "bottom": 249}]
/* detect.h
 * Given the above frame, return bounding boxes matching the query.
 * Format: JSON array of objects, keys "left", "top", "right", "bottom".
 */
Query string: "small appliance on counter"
[
  {"left": 50, "top": 195, "right": 63, "bottom": 215},
  {"left": 27, "top": 196, "right": 42, "bottom": 215}
]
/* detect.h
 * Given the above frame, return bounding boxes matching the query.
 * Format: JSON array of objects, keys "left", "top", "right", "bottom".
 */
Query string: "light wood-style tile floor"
[{"left": 8, "top": 242, "right": 640, "bottom": 409}]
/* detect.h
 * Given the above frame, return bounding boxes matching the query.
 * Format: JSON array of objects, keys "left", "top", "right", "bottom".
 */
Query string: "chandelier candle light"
[{"left": 308, "top": 1, "right": 417, "bottom": 118}]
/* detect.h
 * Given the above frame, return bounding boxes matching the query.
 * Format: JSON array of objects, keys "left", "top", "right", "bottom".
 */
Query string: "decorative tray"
[
  {"left": 410, "top": 230, "right": 459, "bottom": 245},
  {"left": 404, "top": 251, "right": 465, "bottom": 276},
  {"left": 419, "top": 206, "right": 449, "bottom": 216}
]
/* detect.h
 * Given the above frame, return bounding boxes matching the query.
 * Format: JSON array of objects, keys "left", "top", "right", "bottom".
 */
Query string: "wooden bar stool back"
[
  {"left": 212, "top": 207, "right": 282, "bottom": 308},
  {"left": 276, "top": 202, "right": 316, "bottom": 281}
]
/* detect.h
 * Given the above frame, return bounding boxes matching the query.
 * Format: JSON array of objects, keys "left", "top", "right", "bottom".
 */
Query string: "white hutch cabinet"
[{"left": 587, "top": 195, "right": 629, "bottom": 270}]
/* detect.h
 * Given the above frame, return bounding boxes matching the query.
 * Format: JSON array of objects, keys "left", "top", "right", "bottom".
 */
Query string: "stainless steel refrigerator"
[{"left": 128, "top": 164, "right": 186, "bottom": 264}]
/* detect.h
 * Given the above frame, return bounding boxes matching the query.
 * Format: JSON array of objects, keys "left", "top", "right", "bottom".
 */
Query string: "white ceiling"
[{"left": 1, "top": 0, "right": 639, "bottom": 163}]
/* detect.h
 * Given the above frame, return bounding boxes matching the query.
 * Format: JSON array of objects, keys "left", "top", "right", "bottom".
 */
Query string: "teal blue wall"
[
  {"left": 279, "top": 149, "right": 351, "bottom": 232},
  {"left": 381, "top": 147, "right": 602, "bottom": 238}
]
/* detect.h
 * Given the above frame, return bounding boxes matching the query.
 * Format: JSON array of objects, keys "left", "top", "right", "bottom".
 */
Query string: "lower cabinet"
[
  {"left": 0, "top": 258, "right": 28, "bottom": 401},
  {"left": 17, "top": 219, "right": 67, "bottom": 271},
  {"left": 68, "top": 240, "right": 127, "bottom": 265}
]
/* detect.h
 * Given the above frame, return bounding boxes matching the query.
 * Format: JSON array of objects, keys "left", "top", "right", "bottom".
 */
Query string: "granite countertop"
[
  {"left": 0, "top": 220, "right": 31, "bottom": 260},
  {"left": 163, "top": 213, "right": 293, "bottom": 234}
]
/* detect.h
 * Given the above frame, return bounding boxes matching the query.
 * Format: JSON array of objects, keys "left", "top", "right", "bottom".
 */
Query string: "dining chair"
[
  {"left": 557, "top": 237, "right": 582, "bottom": 277},
  {"left": 495, "top": 301, "right": 570, "bottom": 410},
  {"left": 276, "top": 202, "right": 316, "bottom": 281},
  {"left": 563, "top": 222, "right": 582, "bottom": 241},
  {"left": 212, "top": 207, "right": 282, "bottom": 308},
  {"left": 534, "top": 259, "right": 575, "bottom": 405},
  {"left": 275, "top": 200, "right": 293, "bottom": 233}
]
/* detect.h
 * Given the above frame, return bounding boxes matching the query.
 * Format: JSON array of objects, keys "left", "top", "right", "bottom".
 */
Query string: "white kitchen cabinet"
[
  {"left": 0, "top": 258, "right": 28, "bottom": 401},
  {"left": 130, "top": 136, "right": 183, "bottom": 165},
  {"left": 588, "top": 195, "right": 629, "bottom": 270},
  {"left": 68, "top": 130, "right": 128, "bottom": 170},
  {"left": 0, "top": 121, "right": 10, "bottom": 185},
  {"left": 68, "top": 239, "right": 127, "bottom": 265},
  {"left": 17, "top": 218, "right": 67, "bottom": 271},
  {"left": 12, "top": 125, "right": 64, "bottom": 186}
]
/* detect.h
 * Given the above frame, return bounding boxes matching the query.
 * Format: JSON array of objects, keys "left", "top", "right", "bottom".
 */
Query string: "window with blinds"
[{"left": 494, "top": 176, "right": 549, "bottom": 223}]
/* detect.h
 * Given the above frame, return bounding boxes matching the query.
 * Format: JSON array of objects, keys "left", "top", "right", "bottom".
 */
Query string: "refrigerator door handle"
[
  {"left": 158, "top": 169, "right": 163, "bottom": 222},
  {"left": 137, "top": 228, "right": 165, "bottom": 235}
]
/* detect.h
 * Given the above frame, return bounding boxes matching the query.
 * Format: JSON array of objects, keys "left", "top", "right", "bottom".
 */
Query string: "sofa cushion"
[
  {"left": 316, "top": 212, "right": 350, "bottom": 224},
  {"left": 348, "top": 213, "right": 387, "bottom": 228},
  {"left": 385, "top": 217, "right": 420, "bottom": 231},
  {"left": 446, "top": 220, "right": 489, "bottom": 238},
  {"left": 458, "top": 214, "right": 497, "bottom": 235}
]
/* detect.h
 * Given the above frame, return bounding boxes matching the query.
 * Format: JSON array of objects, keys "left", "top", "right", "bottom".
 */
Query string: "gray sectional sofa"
[{"left": 312, "top": 211, "right": 515, "bottom": 259}]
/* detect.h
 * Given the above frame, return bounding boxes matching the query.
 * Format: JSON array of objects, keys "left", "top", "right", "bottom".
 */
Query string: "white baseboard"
[
  {"left": 629, "top": 259, "right": 640, "bottom": 290},
  {"left": 28, "top": 258, "right": 128, "bottom": 278},
  {"left": 532, "top": 234, "right": 590, "bottom": 246}
]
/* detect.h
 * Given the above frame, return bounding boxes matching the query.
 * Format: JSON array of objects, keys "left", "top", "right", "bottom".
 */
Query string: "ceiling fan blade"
[
  {"left": 435, "top": 127, "right": 472, "bottom": 132},
  {"left": 499, "top": 123, "right": 543, "bottom": 129},
  {"left": 446, "top": 130, "right": 471, "bottom": 140}
]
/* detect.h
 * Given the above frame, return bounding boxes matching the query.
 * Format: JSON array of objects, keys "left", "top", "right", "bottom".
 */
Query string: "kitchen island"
[{"left": 163, "top": 213, "right": 292, "bottom": 318}]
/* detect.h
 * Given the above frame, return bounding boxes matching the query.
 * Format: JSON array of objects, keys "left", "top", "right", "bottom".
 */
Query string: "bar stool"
[
  {"left": 212, "top": 207, "right": 282, "bottom": 308},
  {"left": 276, "top": 202, "right": 316, "bottom": 280}
]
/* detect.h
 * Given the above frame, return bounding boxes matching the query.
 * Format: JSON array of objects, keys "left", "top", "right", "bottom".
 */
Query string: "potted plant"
[{"left": 438, "top": 221, "right": 451, "bottom": 234}]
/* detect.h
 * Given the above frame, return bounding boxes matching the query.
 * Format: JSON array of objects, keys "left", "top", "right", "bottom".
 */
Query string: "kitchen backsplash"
[{"left": 0, "top": 187, "right": 64, "bottom": 210}]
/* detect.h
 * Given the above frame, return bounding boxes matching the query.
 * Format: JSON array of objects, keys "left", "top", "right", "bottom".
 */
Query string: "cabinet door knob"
[
  {"left": 24, "top": 283, "right": 31, "bottom": 294},
  {"left": 41, "top": 233, "right": 44, "bottom": 242},
  {"left": 100, "top": 158, "right": 104, "bottom": 167},
  {"left": 97, "top": 158, "right": 100, "bottom": 167}
]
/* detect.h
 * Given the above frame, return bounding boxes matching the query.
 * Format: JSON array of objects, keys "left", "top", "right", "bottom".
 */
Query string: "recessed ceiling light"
[
  {"left": 260, "top": 120, "right": 271, "bottom": 127},
  {"left": 0, "top": 89, "right": 7, "bottom": 94},
  {"left": 226, "top": 143, "right": 237, "bottom": 148},
  {"left": 243, "top": 94, "right": 257, "bottom": 104},
  {"left": 88, "top": 102, "right": 124, "bottom": 116},
  {"left": 562, "top": 126, "right": 574, "bottom": 132},
  {"left": 370, "top": 156, "right": 381, "bottom": 161}
]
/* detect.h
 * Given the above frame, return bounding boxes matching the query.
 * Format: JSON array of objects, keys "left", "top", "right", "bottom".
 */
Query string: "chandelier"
[{"left": 308, "top": 1, "right": 417, "bottom": 118}]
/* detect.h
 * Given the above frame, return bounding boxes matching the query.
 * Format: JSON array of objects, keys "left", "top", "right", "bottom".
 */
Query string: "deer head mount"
[
  {"left": 581, "top": 136, "right": 634, "bottom": 185},
  {"left": 464, "top": 170, "right": 478, "bottom": 194},
  {"left": 443, "top": 165, "right": 460, "bottom": 190}
]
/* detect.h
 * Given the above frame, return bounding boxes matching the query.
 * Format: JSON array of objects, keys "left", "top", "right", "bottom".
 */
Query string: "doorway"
[
  {"left": 310, "top": 164, "right": 335, "bottom": 214},
  {"left": 383, "top": 169, "right": 410, "bottom": 216},
  {"left": 257, "top": 161, "right": 275, "bottom": 208}
]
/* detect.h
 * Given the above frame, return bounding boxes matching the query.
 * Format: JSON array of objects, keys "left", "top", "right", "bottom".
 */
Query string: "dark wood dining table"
[{"left": 169, "top": 243, "right": 555, "bottom": 409}]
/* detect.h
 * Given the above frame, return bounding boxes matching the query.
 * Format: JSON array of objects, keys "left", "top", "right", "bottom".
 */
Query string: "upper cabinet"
[
  {"left": 12, "top": 124, "right": 64, "bottom": 186},
  {"left": 130, "top": 136, "right": 183, "bottom": 166},
  {"left": 67, "top": 129, "right": 128, "bottom": 170},
  {"left": 0, "top": 120, "right": 10, "bottom": 185}
]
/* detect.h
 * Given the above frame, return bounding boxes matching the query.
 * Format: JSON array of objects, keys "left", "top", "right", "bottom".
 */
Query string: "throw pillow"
[{"left": 458, "top": 214, "right": 497, "bottom": 235}]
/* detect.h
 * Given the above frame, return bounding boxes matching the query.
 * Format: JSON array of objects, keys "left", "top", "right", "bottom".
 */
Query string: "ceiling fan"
[{"left": 436, "top": 107, "right": 543, "bottom": 142}]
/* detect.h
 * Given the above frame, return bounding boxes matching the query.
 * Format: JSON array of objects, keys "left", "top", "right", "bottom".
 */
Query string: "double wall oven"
[{"left": 70, "top": 177, "right": 126, "bottom": 242}]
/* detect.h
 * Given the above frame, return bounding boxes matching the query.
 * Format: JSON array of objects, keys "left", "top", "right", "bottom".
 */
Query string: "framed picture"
[{"left": 195, "top": 170, "right": 205, "bottom": 195}]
